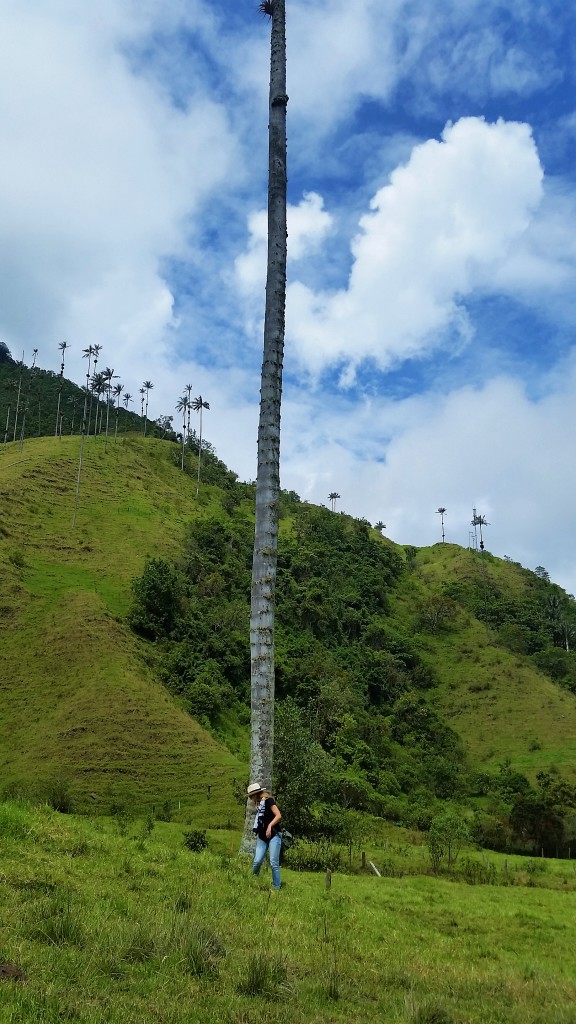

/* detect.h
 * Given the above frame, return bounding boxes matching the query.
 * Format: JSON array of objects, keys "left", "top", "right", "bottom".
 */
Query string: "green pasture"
[{"left": 1, "top": 802, "right": 576, "bottom": 1024}]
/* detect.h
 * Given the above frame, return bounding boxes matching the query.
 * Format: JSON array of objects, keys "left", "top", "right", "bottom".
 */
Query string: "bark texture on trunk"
[{"left": 242, "top": 0, "right": 287, "bottom": 851}]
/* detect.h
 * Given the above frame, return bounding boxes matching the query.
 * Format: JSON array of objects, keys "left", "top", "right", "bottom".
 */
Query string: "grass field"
[
  {"left": 0, "top": 434, "right": 245, "bottom": 820},
  {"left": 1, "top": 801, "right": 576, "bottom": 1024}
]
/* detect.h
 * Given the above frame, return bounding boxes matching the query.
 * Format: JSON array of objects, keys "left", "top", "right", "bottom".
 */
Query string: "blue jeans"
[{"left": 252, "top": 834, "right": 281, "bottom": 889}]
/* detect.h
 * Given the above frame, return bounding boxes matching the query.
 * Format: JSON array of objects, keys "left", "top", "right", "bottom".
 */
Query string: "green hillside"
[
  {"left": 2, "top": 430, "right": 576, "bottom": 848},
  {"left": 392, "top": 544, "right": 576, "bottom": 780},
  {"left": 0, "top": 433, "right": 244, "bottom": 824}
]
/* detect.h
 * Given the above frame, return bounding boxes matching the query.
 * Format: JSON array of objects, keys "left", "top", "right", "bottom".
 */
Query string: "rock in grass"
[{"left": 0, "top": 963, "right": 26, "bottom": 982}]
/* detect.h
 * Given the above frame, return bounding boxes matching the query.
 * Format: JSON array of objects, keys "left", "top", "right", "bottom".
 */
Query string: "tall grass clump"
[
  {"left": 26, "top": 892, "right": 85, "bottom": 947},
  {"left": 237, "top": 951, "right": 288, "bottom": 995},
  {"left": 0, "top": 801, "right": 33, "bottom": 841}
]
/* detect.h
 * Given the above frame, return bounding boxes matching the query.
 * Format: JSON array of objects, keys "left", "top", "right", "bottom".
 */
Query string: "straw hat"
[{"left": 247, "top": 783, "right": 263, "bottom": 797}]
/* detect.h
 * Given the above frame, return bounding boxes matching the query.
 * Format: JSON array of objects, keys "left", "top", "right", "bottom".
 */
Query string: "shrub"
[
  {"left": 284, "top": 839, "right": 342, "bottom": 873},
  {"left": 428, "top": 812, "right": 470, "bottom": 872},
  {"left": 183, "top": 829, "right": 208, "bottom": 853},
  {"left": 459, "top": 856, "right": 497, "bottom": 885},
  {"left": 43, "top": 779, "right": 74, "bottom": 814}
]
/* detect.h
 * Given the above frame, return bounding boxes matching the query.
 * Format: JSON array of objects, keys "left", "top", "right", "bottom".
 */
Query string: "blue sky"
[{"left": 1, "top": 0, "right": 576, "bottom": 591}]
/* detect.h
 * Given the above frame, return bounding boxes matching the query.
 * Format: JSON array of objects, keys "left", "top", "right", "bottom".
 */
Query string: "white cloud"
[
  {"left": 273, "top": 360, "right": 576, "bottom": 594},
  {"left": 0, "top": 0, "right": 238, "bottom": 382},
  {"left": 284, "top": 117, "right": 543, "bottom": 375}
]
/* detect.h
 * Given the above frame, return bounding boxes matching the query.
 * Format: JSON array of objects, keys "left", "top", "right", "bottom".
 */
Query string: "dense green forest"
[
  {"left": 127, "top": 458, "right": 576, "bottom": 856},
  {"left": 0, "top": 343, "right": 165, "bottom": 440}
]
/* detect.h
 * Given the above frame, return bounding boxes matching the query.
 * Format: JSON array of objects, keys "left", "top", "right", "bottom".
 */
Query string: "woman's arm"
[{"left": 265, "top": 804, "right": 282, "bottom": 839}]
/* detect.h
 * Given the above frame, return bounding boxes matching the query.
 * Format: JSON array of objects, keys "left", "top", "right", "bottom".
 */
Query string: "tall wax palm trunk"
[{"left": 242, "top": 0, "right": 288, "bottom": 851}]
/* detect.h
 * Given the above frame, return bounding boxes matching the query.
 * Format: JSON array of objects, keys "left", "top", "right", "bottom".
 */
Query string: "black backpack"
[{"left": 279, "top": 828, "right": 294, "bottom": 849}]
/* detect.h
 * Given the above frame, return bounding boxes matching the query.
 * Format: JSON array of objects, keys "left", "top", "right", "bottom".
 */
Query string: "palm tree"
[
  {"left": 3, "top": 400, "right": 10, "bottom": 443},
  {"left": 12, "top": 353, "right": 24, "bottom": 442},
  {"left": 55, "top": 341, "right": 69, "bottom": 437},
  {"left": 88, "top": 344, "right": 102, "bottom": 436},
  {"left": 67, "top": 395, "right": 79, "bottom": 434},
  {"left": 139, "top": 387, "right": 146, "bottom": 429},
  {"left": 192, "top": 395, "right": 210, "bottom": 496},
  {"left": 185, "top": 383, "right": 193, "bottom": 440},
  {"left": 18, "top": 348, "right": 38, "bottom": 450},
  {"left": 176, "top": 394, "right": 188, "bottom": 471},
  {"left": 113, "top": 382, "right": 124, "bottom": 439},
  {"left": 436, "top": 506, "right": 447, "bottom": 543},
  {"left": 142, "top": 381, "right": 154, "bottom": 437},
  {"left": 82, "top": 345, "right": 95, "bottom": 435},
  {"left": 102, "top": 367, "right": 118, "bottom": 443},
  {"left": 375, "top": 521, "right": 386, "bottom": 533},
  {"left": 243, "top": 0, "right": 288, "bottom": 850},
  {"left": 328, "top": 491, "right": 340, "bottom": 512},
  {"left": 123, "top": 392, "right": 132, "bottom": 435},
  {"left": 91, "top": 371, "right": 107, "bottom": 434},
  {"left": 472, "top": 512, "right": 489, "bottom": 551}
]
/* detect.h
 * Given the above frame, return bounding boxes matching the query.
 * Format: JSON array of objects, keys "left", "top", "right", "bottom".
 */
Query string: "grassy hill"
[
  {"left": 2, "top": 430, "right": 576, "bottom": 832},
  {"left": 0, "top": 433, "right": 244, "bottom": 823},
  {"left": 1, "top": 800, "right": 576, "bottom": 1024},
  {"left": 392, "top": 544, "right": 576, "bottom": 781}
]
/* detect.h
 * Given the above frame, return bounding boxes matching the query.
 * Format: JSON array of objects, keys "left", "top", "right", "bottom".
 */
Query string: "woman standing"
[{"left": 247, "top": 783, "right": 282, "bottom": 890}]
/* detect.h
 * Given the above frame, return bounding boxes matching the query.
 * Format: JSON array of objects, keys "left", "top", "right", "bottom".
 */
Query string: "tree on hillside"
[
  {"left": 123, "top": 392, "right": 133, "bottom": 435},
  {"left": 102, "top": 367, "right": 119, "bottom": 443},
  {"left": 88, "top": 344, "right": 102, "bottom": 436},
  {"left": 91, "top": 371, "right": 107, "bottom": 434},
  {"left": 328, "top": 492, "right": 340, "bottom": 512},
  {"left": 0, "top": 341, "right": 12, "bottom": 362},
  {"left": 55, "top": 341, "right": 69, "bottom": 437},
  {"left": 18, "top": 348, "right": 38, "bottom": 449},
  {"left": 375, "top": 521, "right": 386, "bottom": 533},
  {"left": 11, "top": 356, "right": 25, "bottom": 442},
  {"left": 242, "top": 0, "right": 288, "bottom": 853},
  {"left": 436, "top": 506, "right": 447, "bottom": 543},
  {"left": 472, "top": 511, "right": 489, "bottom": 551},
  {"left": 192, "top": 395, "right": 210, "bottom": 496},
  {"left": 143, "top": 380, "right": 154, "bottom": 437},
  {"left": 185, "top": 383, "right": 193, "bottom": 439},
  {"left": 82, "top": 345, "right": 95, "bottom": 434},
  {"left": 113, "top": 382, "right": 124, "bottom": 439},
  {"left": 176, "top": 394, "right": 188, "bottom": 470}
]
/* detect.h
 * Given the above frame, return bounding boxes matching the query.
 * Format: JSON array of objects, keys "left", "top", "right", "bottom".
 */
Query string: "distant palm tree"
[
  {"left": 18, "top": 348, "right": 38, "bottom": 450},
  {"left": 185, "top": 383, "right": 193, "bottom": 441},
  {"left": 88, "top": 344, "right": 102, "bottom": 436},
  {"left": 139, "top": 387, "right": 146, "bottom": 429},
  {"left": 328, "top": 492, "right": 340, "bottom": 512},
  {"left": 472, "top": 512, "right": 489, "bottom": 551},
  {"left": 142, "top": 381, "right": 154, "bottom": 437},
  {"left": 91, "top": 371, "right": 107, "bottom": 434},
  {"left": 55, "top": 341, "right": 69, "bottom": 437},
  {"left": 3, "top": 400, "right": 11, "bottom": 443},
  {"left": 82, "top": 345, "right": 95, "bottom": 434},
  {"left": 12, "top": 355, "right": 25, "bottom": 442},
  {"left": 375, "top": 521, "right": 386, "bottom": 533},
  {"left": 123, "top": 392, "right": 133, "bottom": 436},
  {"left": 113, "top": 382, "right": 124, "bottom": 439},
  {"left": 102, "top": 367, "right": 118, "bottom": 443},
  {"left": 436, "top": 507, "right": 447, "bottom": 543},
  {"left": 192, "top": 395, "right": 209, "bottom": 496},
  {"left": 176, "top": 394, "right": 188, "bottom": 471},
  {"left": 67, "top": 395, "right": 79, "bottom": 434}
]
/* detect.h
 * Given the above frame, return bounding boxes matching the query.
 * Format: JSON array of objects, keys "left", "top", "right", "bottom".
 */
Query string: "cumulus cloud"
[
  {"left": 284, "top": 117, "right": 543, "bottom": 375},
  {"left": 0, "top": 0, "right": 238, "bottom": 383},
  {"left": 273, "top": 359, "right": 576, "bottom": 594},
  {"left": 235, "top": 191, "right": 333, "bottom": 295}
]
